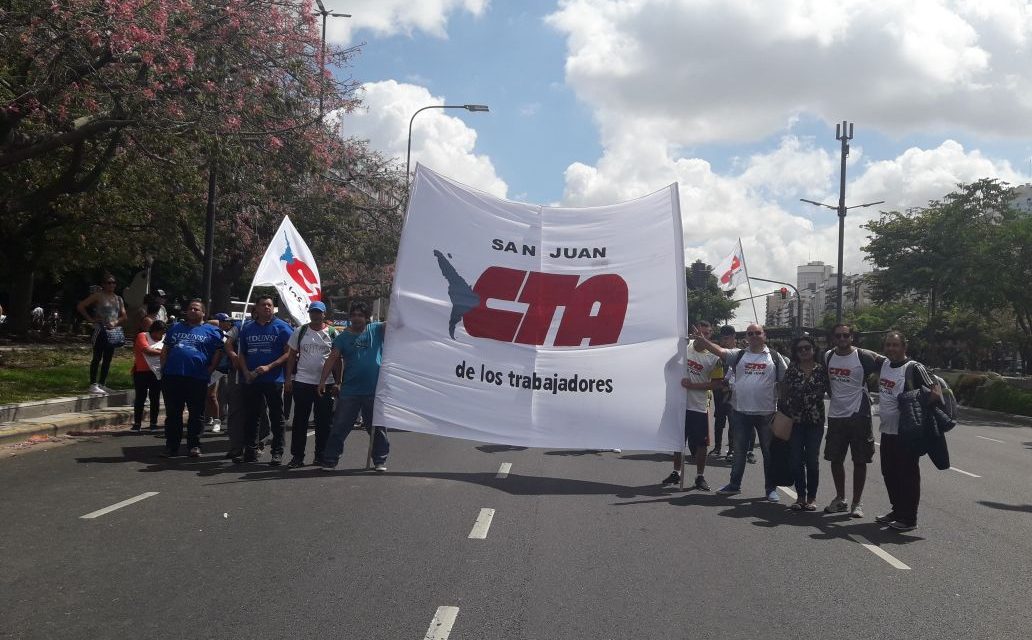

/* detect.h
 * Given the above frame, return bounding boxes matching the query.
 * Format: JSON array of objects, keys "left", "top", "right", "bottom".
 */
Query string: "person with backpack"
[
  {"left": 822, "top": 323, "right": 886, "bottom": 518},
  {"left": 691, "top": 322, "right": 787, "bottom": 501},
  {"left": 875, "top": 330, "right": 941, "bottom": 532},
  {"left": 285, "top": 301, "right": 341, "bottom": 467}
]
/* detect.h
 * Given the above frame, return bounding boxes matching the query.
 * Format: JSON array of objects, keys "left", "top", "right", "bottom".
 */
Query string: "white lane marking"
[
  {"left": 424, "top": 606, "right": 459, "bottom": 640},
  {"left": 496, "top": 462, "right": 512, "bottom": 479},
  {"left": 950, "top": 467, "right": 981, "bottom": 478},
  {"left": 80, "top": 492, "right": 159, "bottom": 519},
  {"left": 848, "top": 534, "right": 912, "bottom": 570},
  {"left": 975, "top": 435, "right": 1004, "bottom": 444},
  {"left": 468, "top": 508, "right": 495, "bottom": 539},
  {"left": 306, "top": 429, "right": 315, "bottom": 437},
  {"left": 779, "top": 486, "right": 798, "bottom": 500}
]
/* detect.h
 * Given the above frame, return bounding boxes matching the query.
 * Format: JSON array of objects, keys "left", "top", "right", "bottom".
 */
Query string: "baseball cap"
[
  {"left": 308, "top": 301, "right": 327, "bottom": 312},
  {"left": 719, "top": 325, "right": 736, "bottom": 336},
  {"left": 214, "top": 312, "right": 230, "bottom": 321},
  {"left": 155, "top": 289, "right": 167, "bottom": 297}
]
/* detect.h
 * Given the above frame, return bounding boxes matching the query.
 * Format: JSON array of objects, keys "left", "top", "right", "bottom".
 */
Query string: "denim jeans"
[
  {"left": 728, "top": 411, "right": 774, "bottom": 493},
  {"left": 290, "top": 382, "right": 333, "bottom": 461},
  {"left": 790, "top": 422, "right": 823, "bottom": 500},
  {"left": 323, "top": 394, "right": 389, "bottom": 466},
  {"left": 163, "top": 375, "right": 207, "bottom": 452}
]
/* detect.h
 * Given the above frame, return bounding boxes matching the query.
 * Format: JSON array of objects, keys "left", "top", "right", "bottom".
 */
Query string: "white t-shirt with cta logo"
[
  {"left": 287, "top": 324, "right": 336, "bottom": 385},
  {"left": 826, "top": 348, "right": 883, "bottom": 418},
  {"left": 685, "top": 342, "right": 723, "bottom": 412},
  {"left": 724, "top": 347, "right": 786, "bottom": 414}
]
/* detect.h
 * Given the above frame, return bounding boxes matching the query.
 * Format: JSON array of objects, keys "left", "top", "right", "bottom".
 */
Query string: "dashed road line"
[
  {"left": 975, "top": 435, "right": 1004, "bottom": 444},
  {"left": 496, "top": 462, "right": 512, "bottom": 479},
  {"left": 80, "top": 492, "right": 159, "bottom": 519},
  {"left": 424, "top": 606, "right": 459, "bottom": 640},
  {"left": 306, "top": 430, "right": 315, "bottom": 437},
  {"left": 849, "top": 534, "right": 912, "bottom": 570},
  {"left": 468, "top": 508, "right": 495, "bottom": 539},
  {"left": 950, "top": 466, "right": 981, "bottom": 478}
]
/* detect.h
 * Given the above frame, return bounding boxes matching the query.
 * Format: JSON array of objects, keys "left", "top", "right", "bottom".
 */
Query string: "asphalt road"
[{"left": 0, "top": 410, "right": 1029, "bottom": 640}]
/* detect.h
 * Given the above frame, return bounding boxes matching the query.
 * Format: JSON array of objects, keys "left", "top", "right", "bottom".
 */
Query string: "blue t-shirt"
[
  {"left": 332, "top": 322, "right": 384, "bottom": 396},
  {"left": 238, "top": 318, "right": 293, "bottom": 383},
  {"left": 163, "top": 322, "right": 225, "bottom": 381}
]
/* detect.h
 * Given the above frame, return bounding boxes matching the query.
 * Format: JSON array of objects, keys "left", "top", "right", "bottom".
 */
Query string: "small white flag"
[
  {"left": 714, "top": 239, "right": 746, "bottom": 292},
  {"left": 250, "top": 216, "right": 322, "bottom": 324}
]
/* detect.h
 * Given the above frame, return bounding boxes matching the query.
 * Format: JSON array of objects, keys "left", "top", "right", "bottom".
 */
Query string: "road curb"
[
  {"left": 0, "top": 407, "right": 136, "bottom": 447},
  {"left": 958, "top": 405, "right": 1032, "bottom": 427}
]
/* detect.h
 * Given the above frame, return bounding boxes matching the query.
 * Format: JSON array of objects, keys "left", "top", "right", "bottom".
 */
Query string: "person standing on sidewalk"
[
  {"left": 317, "top": 301, "right": 389, "bottom": 472},
  {"left": 692, "top": 323, "right": 787, "bottom": 501},
  {"left": 76, "top": 273, "right": 128, "bottom": 395},
  {"left": 875, "top": 331, "right": 940, "bottom": 532},
  {"left": 236, "top": 295, "right": 293, "bottom": 465},
  {"left": 662, "top": 321, "right": 723, "bottom": 490},
  {"left": 822, "top": 323, "right": 885, "bottom": 518},
  {"left": 131, "top": 320, "right": 166, "bottom": 431},
  {"left": 285, "top": 301, "right": 340, "bottom": 467},
  {"left": 160, "top": 300, "right": 223, "bottom": 457}
]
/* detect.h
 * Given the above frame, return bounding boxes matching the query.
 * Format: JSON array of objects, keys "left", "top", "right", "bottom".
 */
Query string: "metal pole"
[
  {"left": 834, "top": 121, "right": 853, "bottom": 325},
  {"left": 202, "top": 160, "right": 217, "bottom": 310},
  {"left": 319, "top": 12, "right": 327, "bottom": 119},
  {"left": 748, "top": 276, "right": 802, "bottom": 337}
]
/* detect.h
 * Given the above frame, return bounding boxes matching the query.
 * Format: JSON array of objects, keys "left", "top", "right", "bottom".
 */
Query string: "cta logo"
[
  {"left": 280, "top": 236, "right": 321, "bottom": 301},
  {"left": 434, "top": 251, "right": 628, "bottom": 346}
]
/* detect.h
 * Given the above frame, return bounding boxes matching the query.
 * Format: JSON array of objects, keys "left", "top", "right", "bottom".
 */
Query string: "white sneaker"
[
  {"left": 374, "top": 463, "right": 387, "bottom": 473},
  {"left": 88, "top": 384, "right": 107, "bottom": 396},
  {"left": 824, "top": 497, "right": 848, "bottom": 513},
  {"left": 609, "top": 448, "right": 622, "bottom": 454},
  {"left": 210, "top": 419, "right": 221, "bottom": 433},
  {"left": 849, "top": 503, "right": 864, "bottom": 519},
  {"left": 98, "top": 384, "right": 116, "bottom": 394}
]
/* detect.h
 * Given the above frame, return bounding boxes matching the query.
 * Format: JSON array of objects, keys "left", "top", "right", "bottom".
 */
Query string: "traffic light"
[{"left": 779, "top": 287, "right": 788, "bottom": 299}]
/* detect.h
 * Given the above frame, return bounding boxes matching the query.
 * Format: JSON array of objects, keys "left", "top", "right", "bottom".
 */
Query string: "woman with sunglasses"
[
  {"left": 782, "top": 335, "right": 829, "bottom": 511},
  {"left": 76, "top": 273, "right": 128, "bottom": 395}
]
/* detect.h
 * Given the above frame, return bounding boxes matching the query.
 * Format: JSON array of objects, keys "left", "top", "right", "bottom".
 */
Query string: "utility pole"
[{"left": 834, "top": 121, "right": 852, "bottom": 325}]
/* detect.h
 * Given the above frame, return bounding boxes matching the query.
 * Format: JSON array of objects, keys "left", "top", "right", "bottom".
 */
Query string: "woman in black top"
[{"left": 782, "top": 335, "right": 830, "bottom": 511}]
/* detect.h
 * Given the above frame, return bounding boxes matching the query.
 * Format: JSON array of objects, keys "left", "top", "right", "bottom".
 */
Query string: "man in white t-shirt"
[
  {"left": 692, "top": 322, "right": 787, "bottom": 501},
  {"left": 661, "top": 321, "right": 725, "bottom": 491},
  {"left": 285, "top": 301, "right": 341, "bottom": 467},
  {"left": 822, "top": 323, "right": 885, "bottom": 518}
]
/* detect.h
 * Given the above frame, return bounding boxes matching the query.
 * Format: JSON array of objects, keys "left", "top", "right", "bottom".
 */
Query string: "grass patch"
[{"left": 0, "top": 347, "right": 135, "bottom": 405}]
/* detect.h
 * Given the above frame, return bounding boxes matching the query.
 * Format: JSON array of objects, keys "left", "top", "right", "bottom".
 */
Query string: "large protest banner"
[{"left": 374, "top": 165, "right": 688, "bottom": 451}]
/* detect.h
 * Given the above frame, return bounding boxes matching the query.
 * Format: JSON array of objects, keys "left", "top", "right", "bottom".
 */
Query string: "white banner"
[
  {"left": 250, "top": 215, "right": 322, "bottom": 324},
  {"left": 714, "top": 238, "right": 746, "bottom": 292},
  {"left": 374, "top": 165, "right": 688, "bottom": 451}
]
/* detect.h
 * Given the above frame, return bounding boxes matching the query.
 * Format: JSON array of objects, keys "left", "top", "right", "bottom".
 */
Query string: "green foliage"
[
  {"left": 0, "top": 348, "right": 134, "bottom": 404},
  {"left": 970, "top": 380, "right": 1032, "bottom": 417},
  {"left": 685, "top": 261, "right": 737, "bottom": 326}
]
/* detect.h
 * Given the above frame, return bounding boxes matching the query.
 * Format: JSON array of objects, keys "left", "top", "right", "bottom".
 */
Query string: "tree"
[{"left": 685, "top": 259, "right": 737, "bottom": 326}]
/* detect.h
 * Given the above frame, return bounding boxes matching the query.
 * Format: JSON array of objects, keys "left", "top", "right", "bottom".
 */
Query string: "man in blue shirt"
[
  {"left": 235, "top": 295, "right": 293, "bottom": 465},
  {"left": 317, "top": 301, "right": 388, "bottom": 472},
  {"left": 160, "top": 299, "right": 225, "bottom": 458}
]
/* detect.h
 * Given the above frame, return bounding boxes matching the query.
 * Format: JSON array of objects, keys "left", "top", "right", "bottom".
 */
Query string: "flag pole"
[{"left": 738, "top": 239, "right": 760, "bottom": 324}]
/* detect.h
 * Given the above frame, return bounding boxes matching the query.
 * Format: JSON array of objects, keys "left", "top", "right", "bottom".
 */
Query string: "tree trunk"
[{"left": 5, "top": 267, "right": 35, "bottom": 334}]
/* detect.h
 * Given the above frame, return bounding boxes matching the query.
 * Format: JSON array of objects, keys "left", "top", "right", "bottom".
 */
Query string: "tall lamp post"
[
  {"left": 406, "top": 104, "right": 489, "bottom": 182},
  {"left": 314, "top": 1, "right": 351, "bottom": 119},
  {"left": 800, "top": 121, "right": 883, "bottom": 324}
]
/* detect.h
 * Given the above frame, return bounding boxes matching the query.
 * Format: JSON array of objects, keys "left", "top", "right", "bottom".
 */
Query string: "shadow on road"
[
  {"left": 977, "top": 500, "right": 1032, "bottom": 514},
  {"left": 475, "top": 444, "right": 528, "bottom": 454}
]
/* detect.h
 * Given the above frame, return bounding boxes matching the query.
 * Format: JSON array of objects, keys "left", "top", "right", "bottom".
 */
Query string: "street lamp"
[
  {"left": 314, "top": 0, "right": 351, "bottom": 120},
  {"left": 406, "top": 104, "right": 490, "bottom": 182}
]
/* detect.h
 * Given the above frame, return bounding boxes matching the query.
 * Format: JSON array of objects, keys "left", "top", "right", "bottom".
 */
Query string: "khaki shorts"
[{"left": 824, "top": 414, "right": 874, "bottom": 464}]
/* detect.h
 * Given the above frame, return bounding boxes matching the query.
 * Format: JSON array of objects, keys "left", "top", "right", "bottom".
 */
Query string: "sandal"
[
  {"left": 790, "top": 502, "right": 804, "bottom": 511},
  {"left": 803, "top": 502, "right": 817, "bottom": 511}
]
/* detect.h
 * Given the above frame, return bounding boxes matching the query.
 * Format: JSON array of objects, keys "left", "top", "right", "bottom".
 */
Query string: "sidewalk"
[{"left": 0, "top": 390, "right": 140, "bottom": 447}]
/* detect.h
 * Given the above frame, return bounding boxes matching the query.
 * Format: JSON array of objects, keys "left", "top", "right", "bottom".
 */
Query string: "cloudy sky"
[{"left": 326, "top": 0, "right": 1032, "bottom": 319}]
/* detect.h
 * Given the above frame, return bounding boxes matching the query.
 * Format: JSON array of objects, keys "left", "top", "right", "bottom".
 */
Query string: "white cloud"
[
  {"left": 340, "top": 80, "right": 507, "bottom": 197},
  {"left": 321, "top": 0, "right": 488, "bottom": 44},
  {"left": 546, "top": 0, "right": 1032, "bottom": 144}
]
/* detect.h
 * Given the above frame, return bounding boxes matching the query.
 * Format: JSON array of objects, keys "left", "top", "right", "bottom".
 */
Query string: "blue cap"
[
  {"left": 308, "top": 301, "right": 327, "bottom": 312},
  {"left": 214, "top": 313, "right": 230, "bottom": 321}
]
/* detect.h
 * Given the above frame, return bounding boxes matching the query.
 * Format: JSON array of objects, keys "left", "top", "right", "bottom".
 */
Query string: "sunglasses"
[
  {"left": 746, "top": 331, "right": 763, "bottom": 337},
  {"left": 834, "top": 333, "right": 851, "bottom": 338}
]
